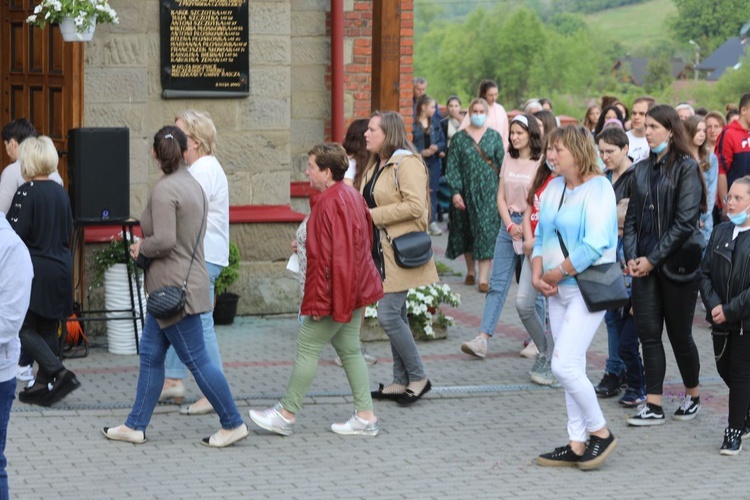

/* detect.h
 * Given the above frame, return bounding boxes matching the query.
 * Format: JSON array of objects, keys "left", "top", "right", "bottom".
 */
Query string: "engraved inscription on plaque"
[{"left": 160, "top": 0, "right": 249, "bottom": 98}]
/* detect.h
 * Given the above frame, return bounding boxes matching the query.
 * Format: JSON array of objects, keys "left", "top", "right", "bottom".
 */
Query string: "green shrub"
[{"left": 215, "top": 241, "right": 241, "bottom": 296}]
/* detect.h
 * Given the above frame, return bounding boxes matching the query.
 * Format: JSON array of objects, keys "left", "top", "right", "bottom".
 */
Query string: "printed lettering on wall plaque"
[{"left": 160, "top": 0, "right": 249, "bottom": 98}]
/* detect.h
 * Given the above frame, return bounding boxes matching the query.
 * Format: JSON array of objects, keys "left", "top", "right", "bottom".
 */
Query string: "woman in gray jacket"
[{"left": 103, "top": 126, "right": 247, "bottom": 448}]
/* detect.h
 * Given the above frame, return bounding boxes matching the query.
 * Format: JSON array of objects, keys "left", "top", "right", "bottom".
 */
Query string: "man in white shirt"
[
  {"left": 0, "top": 119, "right": 63, "bottom": 214},
  {"left": 626, "top": 96, "right": 654, "bottom": 164},
  {"left": 0, "top": 215, "right": 34, "bottom": 497}
]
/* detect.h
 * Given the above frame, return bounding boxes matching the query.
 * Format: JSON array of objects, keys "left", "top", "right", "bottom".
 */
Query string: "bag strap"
[
  {"left": 183, "top": 194, "right": 207, "bottom": 289},
  {"left": 471, "top": 140, "right": 500, "bottom": 176},
  {"left": 555, "top": 187, "right": 569, "bottom": 259}
]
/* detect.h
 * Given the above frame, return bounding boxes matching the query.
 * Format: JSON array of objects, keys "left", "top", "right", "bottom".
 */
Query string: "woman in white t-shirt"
[
  {"left": 342, "top": 119, "right": 370, "bottom": 190},
  {"left": 160, "top": 110, "right": 230, "bottom": 416},
  {"left": 460, "top": 114, "right": 545, "bottom": 360}
]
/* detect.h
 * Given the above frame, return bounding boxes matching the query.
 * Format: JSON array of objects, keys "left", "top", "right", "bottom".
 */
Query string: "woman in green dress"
[{"left": 446, "top": 97, "right": 505, "bottom": 291}]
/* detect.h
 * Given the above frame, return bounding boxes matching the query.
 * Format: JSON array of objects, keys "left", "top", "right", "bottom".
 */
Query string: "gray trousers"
[{"left": 378, "top": 292, "right": 426, "bottom": 385}]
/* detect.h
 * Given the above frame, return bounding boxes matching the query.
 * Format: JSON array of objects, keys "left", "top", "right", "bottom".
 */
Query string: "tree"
[
  {"left": 668, "top": 0, "right": 748, "bottom": 52},
  {"left": 643, "top": 55, "right": 673, "bottom": 93}
]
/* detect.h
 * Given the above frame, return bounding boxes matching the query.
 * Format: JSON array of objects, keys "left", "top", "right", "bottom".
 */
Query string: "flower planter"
[
  {"left": 59, "top": 17, "right": 96, "bottom": 42},
  {"left": 104, "top": 263, "right": 145, "bottom": 355},
  {"left": 213, "top": 293, "right": 240, "bottom": 325},
  {"left": 360, "top": 317, "right": 447, "bottom": 342}
]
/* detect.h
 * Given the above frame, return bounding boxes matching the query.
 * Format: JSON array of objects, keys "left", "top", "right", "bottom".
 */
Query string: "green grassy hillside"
[{"left": 584, "top": 0, "right": 676, "bottom": 50}]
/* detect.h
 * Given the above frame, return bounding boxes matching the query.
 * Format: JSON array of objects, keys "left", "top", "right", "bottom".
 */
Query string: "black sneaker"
[
  {"left": 673, "top": 395, "right": 700, "bottom": 421},
  {"left": 594, "top": 372, "right": 623, "bottom": 398},
  {"left": 578, "top": 432, "right": 618, "bottom": 471},
  {"left": 627, "top": 402, "right": 665, "bottom": 426},
  {"left": 720, "top": 427, "right": 742, "bottom": 456},
  {"left": 536, "top": 444, "right": 583, "bottom": 467}
]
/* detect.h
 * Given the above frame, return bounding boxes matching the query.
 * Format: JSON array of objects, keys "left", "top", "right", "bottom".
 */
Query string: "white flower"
[
  {"left": 27, "top": 14, "right": 37, "bottom": 22},
  {"left": 34, "top": 5, "right": 43, "bottom": 13}
]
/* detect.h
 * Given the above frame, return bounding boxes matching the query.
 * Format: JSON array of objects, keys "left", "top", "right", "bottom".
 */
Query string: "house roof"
[
  {"left": 612, "top": 56, "right": 690, "bottom": 86},
  {"left": 696, "top": 37, "right": 749, "bottom": 80}
]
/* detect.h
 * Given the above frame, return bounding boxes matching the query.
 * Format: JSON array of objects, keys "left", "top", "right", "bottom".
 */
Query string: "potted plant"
[
  {"left": 26, "top": 0, "right": 119, "bottom": 42},
  {"left": 91, "top": 236, "right": 145, "bottom": 355},
  {"left": 362, "top": 284, "right": 461, "bottom": 341},
  {"left": 213, "top": 242, "right": 241, "bottom": 325}
]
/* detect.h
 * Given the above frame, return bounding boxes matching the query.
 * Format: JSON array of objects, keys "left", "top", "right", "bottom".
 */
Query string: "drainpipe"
[{"left": 331, "top": 0, "right": 345, "bottom": 143}]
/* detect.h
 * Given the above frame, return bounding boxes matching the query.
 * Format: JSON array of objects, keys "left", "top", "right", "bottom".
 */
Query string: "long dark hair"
[
  {"left": 416, "top": 94, "right": 435, "bottom": 127},
  {"left": 153, "top": 126, "right": 187, "bottom": 174},
  {"left": 478, "top": 79, "right": 498, "bottom": 100},
  {"left": 647, "top": 104, "right": 708, "bottom": 213},
  {"left": 593, "top": 105, "right": 624, "bottom": 138},
  {"left": 508, "top": 114, "right": 543, "bottom": 160},
  {"left": 342, "top": 118, "right": 370, "bottom": 190}
]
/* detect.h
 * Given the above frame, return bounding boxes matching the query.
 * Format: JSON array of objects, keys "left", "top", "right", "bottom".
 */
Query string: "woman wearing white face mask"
[
  {"left": 623, "top": 105, "right": 708, "bottom": 427},
  {"left": 700, "top": 176, "right": 750, "bottom": 455},
  {"left": 445, "top": 98, "right": 505, "bottom": 293}
]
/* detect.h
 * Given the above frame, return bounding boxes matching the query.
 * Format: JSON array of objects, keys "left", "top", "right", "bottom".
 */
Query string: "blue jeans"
[
  {"left": 125, "top": 314, "right": 243, "bottom": 431},
  {"left": 617, "top": 308, "right": 645, "bottom": 394},
  {"left": 165, "top": 262, "right": 224, "bottom": 379},
  {"left": 603, "top": 310, "right": 626, "bottom": 376},
  {"left": 480, "top": 213, "right": 523, "bottom": 336},
  {"left": 0, "top": 378, "right": 14, "bottom": 500}
]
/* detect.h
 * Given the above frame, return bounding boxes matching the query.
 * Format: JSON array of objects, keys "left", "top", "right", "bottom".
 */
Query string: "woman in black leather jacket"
[
  {"left": 700, "top": 175, "right": 750, "bottom": 455},
  {"left": 623, "top": 104, "right": 707, "bottom": 427}
]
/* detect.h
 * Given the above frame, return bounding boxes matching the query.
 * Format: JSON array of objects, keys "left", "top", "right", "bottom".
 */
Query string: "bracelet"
[{"left": 558, "top": 264, "right": 569, "bottom": 277}]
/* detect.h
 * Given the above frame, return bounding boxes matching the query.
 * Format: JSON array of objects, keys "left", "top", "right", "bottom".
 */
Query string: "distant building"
[
  {"left": 611, "top": 56, "right": 691, "bottom": 86},
  {"left": 696, "top": 37, "right": 749, "bottom": 81}
]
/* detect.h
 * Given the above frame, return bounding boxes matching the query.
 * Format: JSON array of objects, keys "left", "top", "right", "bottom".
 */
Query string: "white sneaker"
[
  {"left": 249, "top": 403, "right": 294, "bottom": 436},
  {"left": 520, "top": 341, "right": 538, "bottom": 358},
  {"left": 17, "top": 365, "right": 34, "bottom": 382},
  {"left": 460, "top": 335, "right": 488, "bottom": 358},
  {"left": 331, "top": 414, "right": 379, "bottom": 436},
  {"left": 428, "top": 222, "right": 443, "bottom": 236}
]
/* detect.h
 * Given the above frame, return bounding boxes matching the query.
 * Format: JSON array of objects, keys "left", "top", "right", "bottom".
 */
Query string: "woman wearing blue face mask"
[
  {"left": 700, "top": 176, "right": 750, "bottom": 455},
  {"left": 623, "top": 104, "right": 708, "bottom": 427},
  {"left": 445, "top": 98, "right": 505, "bottom": 293}
]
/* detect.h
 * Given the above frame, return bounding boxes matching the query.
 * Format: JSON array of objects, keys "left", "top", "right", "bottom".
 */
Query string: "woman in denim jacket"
[{"left": 413, "top": 94, "right": 446, "bottom": 236}]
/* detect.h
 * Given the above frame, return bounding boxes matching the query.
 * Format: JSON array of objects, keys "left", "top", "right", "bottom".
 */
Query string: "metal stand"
[{"left": 71, "top": 220, "right": 144, "bottom": 354}]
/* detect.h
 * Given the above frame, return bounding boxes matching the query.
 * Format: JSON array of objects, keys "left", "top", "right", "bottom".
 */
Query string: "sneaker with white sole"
[
  {"left": 249, "top": 403, "right": 294, "bottom": 436},
  {"left": 330, "top": 414, "right": 379, "bottom": 436},
  {"left": 519, "top": 341, "right": 538, "bottom": 359},
  {"left": 17, "top": 365, "right": 34, "bottom": 382},
  {"left": 673, "top": 395, "right": 700, "bottom": 421},
  {"left": 627, "top": 402, "right": 665, "bottom": 426},
  {"left": 528, "top": 354, "right": 546, "bottom": 377},
  {"left": 531, "top": 364, "right": 559, "bottom": 387},
  {"left": 460, "top": 335, "right": 487, "bottom": 358},
  {"left": 428, "top": 222, "right": 443, "bottom": 236}
]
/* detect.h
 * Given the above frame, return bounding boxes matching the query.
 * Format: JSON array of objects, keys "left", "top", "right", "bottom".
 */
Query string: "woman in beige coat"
[{"left": 361, "top": 111, "right": 439, "bottom": 405}]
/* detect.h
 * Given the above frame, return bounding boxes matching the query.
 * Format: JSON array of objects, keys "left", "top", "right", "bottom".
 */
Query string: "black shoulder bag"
[
  {"left": 555, "top": 188, "right": 628, "bottom": 312},
  {"left": 146, "top": 196, "right": 207, "bottom": 319}
]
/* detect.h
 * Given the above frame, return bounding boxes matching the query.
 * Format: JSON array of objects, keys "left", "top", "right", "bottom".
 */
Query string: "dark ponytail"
[{"left": 153, "top": 126, "right": 187, "bottom": 174}]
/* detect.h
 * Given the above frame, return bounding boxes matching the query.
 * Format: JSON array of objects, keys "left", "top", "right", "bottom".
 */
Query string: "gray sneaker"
[
  {"left": 331, "top": 414, "right": 379, "bottom": 436},
  {"left": 249, "top": 403, "right": 294, "bottom": 436},
  {"left": 528, "top": 354, "right": 546, "bottom": 377},
  {"left": 460, "top": 335, "right": 487, "bottom": 358},
  {"left": 428, "top": 222, "right": 443, "bottom": 236}
]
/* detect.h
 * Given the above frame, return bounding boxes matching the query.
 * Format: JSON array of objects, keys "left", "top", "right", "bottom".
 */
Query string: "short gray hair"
[{"left": 413, "top": 77, "right": 427, "bottom": 86}]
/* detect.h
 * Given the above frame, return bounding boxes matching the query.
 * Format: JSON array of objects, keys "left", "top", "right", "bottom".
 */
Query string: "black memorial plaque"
[{"left": 160, "top": 0, "right": 249, "bottom": 98}]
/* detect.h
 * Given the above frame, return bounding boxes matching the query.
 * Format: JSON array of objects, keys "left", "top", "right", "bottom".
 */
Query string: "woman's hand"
[
  {"left": 422, "top": 149, "right": 434, "bottom": 158},
  {"left": 508, "top": 223, "right": 523, "bottom": 240},
  {"left": 312, "top": 315, "right": 321, "bottom": 321},
  {"left": 438, "top": 151, "right": 446, "bottom": 158},
  {"left": 711, "top": 305, "right": 726, "bottom": 324},
  {"left": 522, "top": 239, "right": 535, "bottom": 256},
  {"left": 129, "top": 240, "right": 141, "bottom": 260},
  {"left": 452, "top": 194, "right": 466, "bottom": 211},
  {"left": 629, "top": 257, "right": 654, "bottom": 278},
  {"left": 533, "top": 275, "right": 558, "bottom": 297},
  {"left": 541, "top": 268, "right": 562, "bottom": 287},
  {"left": 291, "top": 239, "right": 298, "bottom": 254}
]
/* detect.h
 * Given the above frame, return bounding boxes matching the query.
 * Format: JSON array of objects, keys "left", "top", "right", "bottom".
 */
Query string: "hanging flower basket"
[{"left": 26, "top": 0, "right": 119, "bottom": 42}]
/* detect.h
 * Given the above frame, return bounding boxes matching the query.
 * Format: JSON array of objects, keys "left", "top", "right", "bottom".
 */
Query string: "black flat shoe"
[
  {"left": 43, "top": 370, "right": 81, "bottom": 406},
  {"left": 18, "top": 382, "right": 50, "bottom": 405},
  {"left": 370, "top": 384, "right": 403, "bottom": 401},
  {"left": 396, "top": 380, "right": 432, "bottom": 406}
]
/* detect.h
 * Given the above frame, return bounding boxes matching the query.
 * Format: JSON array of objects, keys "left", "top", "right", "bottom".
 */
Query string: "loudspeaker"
[{"left": 68, "top": 127, "right": 130, "bottom": 222}]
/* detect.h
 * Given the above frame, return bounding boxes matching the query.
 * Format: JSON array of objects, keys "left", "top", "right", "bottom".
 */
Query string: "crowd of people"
[{"left": 0, "top": 83, "right": 749, "bottom": 492}]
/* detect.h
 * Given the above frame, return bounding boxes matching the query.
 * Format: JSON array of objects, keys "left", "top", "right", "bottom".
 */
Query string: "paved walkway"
[{"left": 8, "top": 227, "right": 744, "bottom": 499}]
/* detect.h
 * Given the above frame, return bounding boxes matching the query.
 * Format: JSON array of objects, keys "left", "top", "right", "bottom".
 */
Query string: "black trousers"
[
  {"left": 631, "top": 271, "right": 700, "bottom": 395},
  {"left": 18, "top": 311, "right": 64, "bottom": 384},
  {"left": 714, "top": 331, "right": 750, "bottom": 429}
]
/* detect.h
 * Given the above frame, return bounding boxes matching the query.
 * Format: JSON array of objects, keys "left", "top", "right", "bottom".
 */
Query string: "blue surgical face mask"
[
  {"left": 470, "top": 114, "right": 487, "bottom": 128},
  {"left": 545, "top": 159, "right": 556, "bottom": 172},
  {"left": 650, "top": 138, "right": 669, "bottom": 154},
  {"left": 728, "top": 206, "right": 750, "bottom": 226}
]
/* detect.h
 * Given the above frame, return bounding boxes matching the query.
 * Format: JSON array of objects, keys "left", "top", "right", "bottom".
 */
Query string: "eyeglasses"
[{"left": 724, "top": 195, "right": 749, "bottom": 204}]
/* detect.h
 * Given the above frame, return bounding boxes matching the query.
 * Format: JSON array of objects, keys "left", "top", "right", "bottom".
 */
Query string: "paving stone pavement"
[{"left": 8, "top": 225, "right": 745, "bottom": 499}]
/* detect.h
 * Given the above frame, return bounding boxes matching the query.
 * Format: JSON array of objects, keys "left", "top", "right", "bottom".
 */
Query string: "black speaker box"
[{"left": 68, "top": 127, "right": 130, "bottom": 223}]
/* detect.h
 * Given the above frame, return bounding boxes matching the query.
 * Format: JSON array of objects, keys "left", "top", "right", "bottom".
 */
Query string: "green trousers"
[{"left": 281, "top": 309, "right": 373, "bottom": 414}]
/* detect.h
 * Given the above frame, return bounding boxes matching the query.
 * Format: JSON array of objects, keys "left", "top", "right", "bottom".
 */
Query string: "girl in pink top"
[{"left": 459, "top": 80, "right": 509, "bottom": 152}]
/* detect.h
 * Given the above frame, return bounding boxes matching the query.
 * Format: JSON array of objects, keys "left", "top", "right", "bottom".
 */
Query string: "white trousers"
[{"left": 549, "top": 285, "right": 607, "bottom": 442}]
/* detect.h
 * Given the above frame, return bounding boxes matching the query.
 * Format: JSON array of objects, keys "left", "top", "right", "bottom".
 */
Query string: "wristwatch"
[{"left": 558, "top": 264, "right": 569, "bottom": 278}]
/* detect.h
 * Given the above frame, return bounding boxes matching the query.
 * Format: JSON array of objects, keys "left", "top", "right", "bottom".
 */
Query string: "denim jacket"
[{"left": 413, "top": 119, "right": 446, "bottom": 170}]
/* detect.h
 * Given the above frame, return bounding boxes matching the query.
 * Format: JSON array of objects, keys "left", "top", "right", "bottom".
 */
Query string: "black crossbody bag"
[
  {"left": 146, "top": 196, "right": 206, "bottom": 319},
  {"left": 555, "top": 188, "right": 628, "bottom": 312}
]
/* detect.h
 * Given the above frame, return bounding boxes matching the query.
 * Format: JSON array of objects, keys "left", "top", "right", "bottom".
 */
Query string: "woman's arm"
[
  {"left": 434, "top": 121, "right": 447, "bottom": 154},
  {"left": 699, "top": 226, "right": 722, "bottom": 314},
  {"left": 138, "top": 187, "right": 178, "bottom": 258},
  {"left": 567, "top": 181, "right": 618, "bottom": 273},
  {"left": 522, "top": 205, "right": 534, "bottom": 255},
  {"left": 623, "top": 181, "right": 639, "bottom": 264}
]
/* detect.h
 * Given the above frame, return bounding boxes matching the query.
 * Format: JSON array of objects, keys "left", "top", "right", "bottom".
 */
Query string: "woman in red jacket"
[{"left": 249, "top": 143, "right": 384, "bottom": 437}]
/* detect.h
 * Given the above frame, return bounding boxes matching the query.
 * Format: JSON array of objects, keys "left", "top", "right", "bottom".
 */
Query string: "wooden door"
[{"left": 1, "top": 0, "right": 84, "bottom": 187}]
